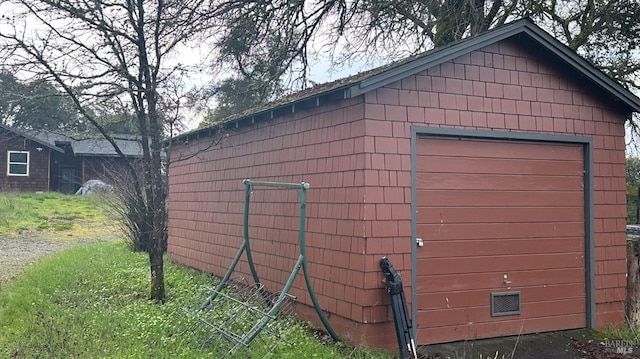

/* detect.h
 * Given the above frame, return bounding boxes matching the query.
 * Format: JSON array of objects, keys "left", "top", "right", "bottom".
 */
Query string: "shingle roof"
[
  {"left": 0, "top": 124, "right": 142, "bottom": 157},
  {"left": 0, "top": 123, "right": 64, "bottom": 153},
  {"left": 70, "top": 137, "right": 143, "bottom": 158},
  {"left": 176, "top": 17, "right": 640, "bottom": 143}
]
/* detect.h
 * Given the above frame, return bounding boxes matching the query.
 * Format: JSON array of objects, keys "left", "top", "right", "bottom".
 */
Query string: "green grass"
[
  {"left": 601, "top": 324, "right": 640, "bottom": 345},
  {"left": 0, "top": 241, "right": 392, "bottom": 358},
  {"left": 0, "top": 192, "right": 110, "bottom": 236}
]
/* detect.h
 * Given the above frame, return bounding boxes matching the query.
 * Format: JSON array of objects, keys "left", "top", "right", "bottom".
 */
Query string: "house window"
[{"left": 7, "top": 151, "right": 29, "bottom": 176}]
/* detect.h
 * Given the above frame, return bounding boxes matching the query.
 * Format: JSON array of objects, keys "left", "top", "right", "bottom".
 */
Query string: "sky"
[{"left": 307, "top": 57, "right": 372, "bottom": 84}]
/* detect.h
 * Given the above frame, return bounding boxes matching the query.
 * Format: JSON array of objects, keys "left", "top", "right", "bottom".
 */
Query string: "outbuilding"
[{"left": 168, "top": 18, "right": 640, "bottom": 348}]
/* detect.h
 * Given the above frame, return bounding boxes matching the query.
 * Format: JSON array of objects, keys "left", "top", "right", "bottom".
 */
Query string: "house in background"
[
  {"left": 0, "top": 123, "right": 142, "bottom": 193},
  {"left": 168, "top": 19, "right": 639, "bottom": 349},
  {"left": 0, "top": 124, "right": 62, "bottom": 192}
]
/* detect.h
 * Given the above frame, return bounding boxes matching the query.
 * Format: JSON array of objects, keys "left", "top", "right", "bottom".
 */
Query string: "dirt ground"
[
  {"left": 0, "top": 222, "right": 121, "bottom": 287},
  {"left": 420, "top": 329, "right": 639, "bottom": 359}
]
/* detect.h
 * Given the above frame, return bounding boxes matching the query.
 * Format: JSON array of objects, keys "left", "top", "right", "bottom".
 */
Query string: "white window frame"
[{"left": 7, "top": 151, "right": 29, "bottom": 176}]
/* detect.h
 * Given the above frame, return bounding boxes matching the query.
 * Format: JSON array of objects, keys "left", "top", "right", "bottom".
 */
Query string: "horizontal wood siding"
[
  {"left": 415, "top": 138, "right": 585, "bottom": 344},
  {"left": 0, "top": 130, "right": 51, "bottom": 192}
]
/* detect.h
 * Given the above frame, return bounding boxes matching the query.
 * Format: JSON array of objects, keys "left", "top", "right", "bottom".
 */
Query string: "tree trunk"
[
  {"left": 636, "top": 186, "right": 640, "bottom": 224},
  {"left": 149, "top": 224, "right": 165, "bottom": 302}
]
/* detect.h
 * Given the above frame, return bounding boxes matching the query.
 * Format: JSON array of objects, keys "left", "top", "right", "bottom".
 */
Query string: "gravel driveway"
[{"left": 0, "top": 223, "right": 121, "bottom": 286}]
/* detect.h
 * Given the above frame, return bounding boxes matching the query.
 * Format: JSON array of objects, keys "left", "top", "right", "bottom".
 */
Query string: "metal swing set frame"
[{"left": 184, "top": 179, "right": 339, "bottom": 356}]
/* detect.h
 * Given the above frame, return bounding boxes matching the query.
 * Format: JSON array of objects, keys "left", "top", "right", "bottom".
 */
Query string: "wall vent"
[{"left": 491, "top": 291, "right": 521, "bottom": 317}]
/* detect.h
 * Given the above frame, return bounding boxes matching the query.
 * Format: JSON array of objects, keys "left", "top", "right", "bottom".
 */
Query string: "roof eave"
[
  {"left": 0, "top": 123, "right": 65, "bottom": 153},
  {"left": 348, "top": 22, "right": 528, "bottom": 97},
  {"left": 348, "top": 19, "right": 640, "bottom": 113},
  {"left": 178, "top": 85, "right": 352, "bottom": 143},
  {"left": 519, "top": 26, "right": 640, "bottom": 113},
  {"left": 75, "top": 154, "right": 143, "bottom": 158},
  {"left": 175, "top": 18, "right": 640, "bottom": 144}
]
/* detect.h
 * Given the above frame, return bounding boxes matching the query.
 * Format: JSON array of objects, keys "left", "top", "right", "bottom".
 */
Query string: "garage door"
[{"left": 415, "top": 136, "right": 586, "bottom": 344}]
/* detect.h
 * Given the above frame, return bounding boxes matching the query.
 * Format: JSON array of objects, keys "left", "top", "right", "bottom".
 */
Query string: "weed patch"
[
  {"left": 0, "top": 241, "right": 392, "bottom": 358},
  {"left": 0, "top": 192, "right": 110, "bottom": 236},
  {"left": 602, "top": 324, "right": 640, "bottom": 345}
]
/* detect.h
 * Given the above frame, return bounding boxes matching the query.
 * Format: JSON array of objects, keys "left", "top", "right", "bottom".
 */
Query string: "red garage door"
[{"left": 415, "top": 136, "right": 586, "bottom": 344}]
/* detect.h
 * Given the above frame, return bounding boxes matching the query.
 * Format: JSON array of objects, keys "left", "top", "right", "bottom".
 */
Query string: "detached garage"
[{"left": 168, "top": 18, "right": 640, "bottom": 349}]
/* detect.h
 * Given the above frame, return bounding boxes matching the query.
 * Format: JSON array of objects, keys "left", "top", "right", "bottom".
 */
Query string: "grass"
[
  {"left": 0, "top": 192, "right": 391, "bottom": 357},
  {"left": 0, "top": 241, "right": 392, "bottom": 358},
  {"left": 0, "top": 192, "right": 110, "bottom": 237},
  {"left": 602, "top": 324, "right": 640, "bottom": 345}
]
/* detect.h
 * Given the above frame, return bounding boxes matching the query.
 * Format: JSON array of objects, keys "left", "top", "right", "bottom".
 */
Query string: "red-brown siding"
[
  {"left": 168, "top": 37, "right": 627, "bottom": 348},
  {"left": 0, "top": 129, "right": 51, "bottom": 192},
  {"left": 81, "top": 157, "right": 131, "bottom": 183},
  {"left": 168, "top": 100, "right": 381, "bottom": 343},
  {"left": 392, "top": 39, "right": 626, "bottom": 335},
  {"left": 415, "top": 138, "right": 586, "bottom": 344}
]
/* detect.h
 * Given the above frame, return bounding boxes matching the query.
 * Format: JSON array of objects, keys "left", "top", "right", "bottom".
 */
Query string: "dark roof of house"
[
  {"left": 28, "top": 129, "right": 71, "bottom": 148},
  {"left": 71, "top": 137, "right": 143, "bottom": 157},
  {"left": 176, "top": 17, "right": 640, "bottom": 143},
  {"left": 0, "top": 123, "right": 65, "bottom": 153},
  {"left": 0, "top": 124, "right": 142, "bottom": 157}
]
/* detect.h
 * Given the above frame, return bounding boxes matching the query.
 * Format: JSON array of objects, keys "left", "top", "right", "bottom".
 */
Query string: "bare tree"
[
  {"left": 210, "top": 0, "right": 639, "bottom": 118},
  {"left": 530, "top": 0, "right": 640, "bottom": 89},
  {"left": 2, "top": 0, "right": 638, "bottom": 303},
  {"left": 209, "top": 0, "right": 522, "bottom": 83},
  {"left": 530, "top": 0, "right": 640, "bottom": 142},
  {"left": 0, "top": 0, "right": 222, "bottom": 302}
]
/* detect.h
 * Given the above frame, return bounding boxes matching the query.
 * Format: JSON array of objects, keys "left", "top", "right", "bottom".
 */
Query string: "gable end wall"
[{"left": 361, "top": 37, "right": 626, "bottom": 345}]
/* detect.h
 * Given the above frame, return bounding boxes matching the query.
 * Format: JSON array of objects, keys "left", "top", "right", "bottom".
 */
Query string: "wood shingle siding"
[{"left": 168, "top": 19, "right": 637, "bottom": 349}]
